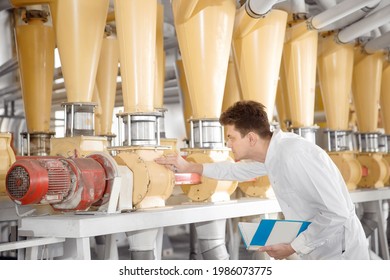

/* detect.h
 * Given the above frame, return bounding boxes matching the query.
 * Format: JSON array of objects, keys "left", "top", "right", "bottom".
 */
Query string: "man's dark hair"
[{"left": 219, "top": 100, "right": 272, "bottom": 138}]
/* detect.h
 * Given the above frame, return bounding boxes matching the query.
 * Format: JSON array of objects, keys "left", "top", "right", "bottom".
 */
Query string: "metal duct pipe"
[
  {"left": 365, "top": 31, "right": 390, "bottom": 53},
  {"left": 380, "top": 23, "right": 390, "bottom": 34},
  {"left": 245, "top": 0, "right": 278, "bottom": 17},
  {"left": 0, "top": 0, "right": 12, "bottom": 11},
  {"left": 337, "top": 4, "right": 390, "bottom": 43},
  {"left": 0, "top": 58, "right": 18, "bottom": 78},
  {"left": 308, "top": 0, "right": 381, "bottom": 30}
]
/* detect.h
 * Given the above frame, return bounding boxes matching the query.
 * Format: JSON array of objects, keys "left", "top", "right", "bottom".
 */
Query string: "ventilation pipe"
[
  {"left": 309, "top": 0, "right": 381, "bottom": 30},
  {"left": 244, "top": 0, "right": 278, "bottom": 18},
  {"left": 365, "top": 31, "right": 390, "bottom": 53},
  {"left": 337, "top": 3, "right": 390, "bottom": 44}
]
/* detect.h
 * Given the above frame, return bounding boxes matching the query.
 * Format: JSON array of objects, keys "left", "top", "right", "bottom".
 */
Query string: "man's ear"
[{"left": 247, "top": 132, "right": 258, "bottom": 146}]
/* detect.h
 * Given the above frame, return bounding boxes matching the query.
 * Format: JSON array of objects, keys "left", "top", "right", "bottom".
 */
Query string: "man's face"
[{"left": 225, "top": 125, "right": 250, "bottom": 161}]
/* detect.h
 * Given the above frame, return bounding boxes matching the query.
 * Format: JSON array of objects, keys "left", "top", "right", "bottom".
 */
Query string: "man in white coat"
[{"left": 156, "top": 100, "right": 369, "bottom": 260}]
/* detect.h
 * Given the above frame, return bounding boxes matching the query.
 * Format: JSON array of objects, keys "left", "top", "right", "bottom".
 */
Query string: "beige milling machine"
[{"left": 172, "top": 0, "right": 237, "bottom": 260}]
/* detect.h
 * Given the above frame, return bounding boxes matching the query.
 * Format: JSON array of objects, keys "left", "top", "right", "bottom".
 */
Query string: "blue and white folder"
[{"left": 238, "top": 219, "right": 311, "bottom": 250}]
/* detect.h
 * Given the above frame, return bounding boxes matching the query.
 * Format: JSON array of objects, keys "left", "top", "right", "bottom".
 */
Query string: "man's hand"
[
  {"left": 258, "top": 243, "right": 295, "bottom": 260},
  {"left": 154, "top": 153, "right": 203, "bottom": 174}
]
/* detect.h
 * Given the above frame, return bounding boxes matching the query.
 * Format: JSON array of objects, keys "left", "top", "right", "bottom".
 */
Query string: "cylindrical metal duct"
[
  {"left": 337, "top": 4, "right": 390, "bottom": 44},
  {"left": 232, "top": 8, "right": 287, "bottom": 123},
  {"left": 114, "top": 0, "right": 157, "bottom": 113},
  {"left": 365, "top": 31, "right": 390, "bottom": 54}
]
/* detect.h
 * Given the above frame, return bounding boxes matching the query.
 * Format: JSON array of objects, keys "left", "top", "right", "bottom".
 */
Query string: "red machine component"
[{"left": 6, "top": 156, "right": 107, "bottom": 211}]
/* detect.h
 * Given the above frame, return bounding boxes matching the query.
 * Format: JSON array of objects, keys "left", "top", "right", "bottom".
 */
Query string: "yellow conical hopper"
[
  {"left": 172, "top": 0, "right": 235, "bottom": 119},
  {"left": 318, "top": 35, "right": 353, "bottom": 131},
  {"left": 275, "top": 59, "right": 291, "bottom": 131},
  {"left": 113, "top": 0, "right": 174, "bottom": 209},
  {"left": 92, "top": 85, "right": 102, "bottom": 136},
  {"left": 154, "top": 2, "right": 165, "bottom": 110},
  {"left": 352, "top": 50, "right": 388, "bottom": 188},
  {"left": 380, "top": 61, "right": 390, "bottom": 185},
  {"left": 55, "top": 0, "right": 108, "bottom": 103},
  {"left": 15, "top": 11, "right": 54, "bottom": 134},
  {"left": 96, "top": 30, "right": 119, "bottom": 137},
  {"left": 176, "top": 59, "right": 192, "bottom": 141},
  {"left": 0, "top": 133, "right": 16, "bottom": 195},
  {"left": 283, "top": 20, "right": 318, "bottom": 128},
  {"left": 317, "top": 34, "right": 361, "bottom": 191},
  {"left": 380, "top": 61, "right": 390, "bottom": 134},
  {"left": 115, "top": 0, "right": 156, "bottom": 113},
  {"left": 232, "top": 8, "right": 287, "bottom": 122},
  {"left": 222, "top": 59, "right": 242, "bottom": 114},
  {"left": 352, "top": 50, "right": 383, "bottom": 133},
  {"left": 172, "top": 0, "right": 237, "bottom": 202}
]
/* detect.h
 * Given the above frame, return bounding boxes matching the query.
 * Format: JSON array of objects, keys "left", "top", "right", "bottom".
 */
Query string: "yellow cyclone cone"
[
  {"left": 15, "top": 14, "right": 55, "bottom": 133},
  {"left": 176, "top": 59, "right": 193, "bottom": 140},
  {"left": 115, "top": 0, "right": 157, "bottom": 113},
  {"left": 222, "top": 59, "right": 242, "bottom": 113},
  {"left": 172, "top": 0, "right": 236, "bottom": 119},
  {"left": 232, "top": 9, "right": 287, "bottom": 122},
  {"left": 54, "top": 0, "right": 109, "bottom": 103},
  {"left": 380, "top": 61, "right": 390, "bottom": 134},
  {"left": 154, "top": 2, "right": 165, "bottom": 110},
  {"left": 352, "top": 50, "right": 383, "bottom": 133},
  {"left": 283, "top": 21, "right": 318, "bottom": 128},
  {"left": 96, "top": 32, "right": 119, "bottom": 136},
  {"left": 275, "top": 59, "right": 291, "bottom": 131},
  {"left": 318, "top": 35, "right": 354, "bottom": 130}
]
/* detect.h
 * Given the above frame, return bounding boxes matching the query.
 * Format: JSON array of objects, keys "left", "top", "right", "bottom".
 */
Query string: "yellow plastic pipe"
[
  {"left": 317, "top": 34, "right": 354, "bottom": 130},
  {"left": 55, "top": 0, "right": 109, "bottom": 103},
  {"left": 352, "top": 50, "right": 383, "bottom": 132},
  {"left": 283, "top": 21, "right": 318, "bottom": 127},
  {"left": 115, "top": 0, "right": 157, "bottom": 113},
  {"left": 232, "top": 9, "right": 287, "bottom": 122},
  {"left": 172, "top": 0, "right": 236, "bottom": 119},
  {"left": 15, "top": 16, "right": 54, "bottom": 133}
]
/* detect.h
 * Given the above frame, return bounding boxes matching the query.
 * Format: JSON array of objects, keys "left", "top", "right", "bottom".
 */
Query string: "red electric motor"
[{"left": 6, "top": 155, "right": 109, "bottom": 211}]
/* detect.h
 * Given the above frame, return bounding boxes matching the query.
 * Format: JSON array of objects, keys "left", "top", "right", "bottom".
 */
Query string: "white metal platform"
[{"left": 9, "top": 187, "right": 390, "bottom": 260}]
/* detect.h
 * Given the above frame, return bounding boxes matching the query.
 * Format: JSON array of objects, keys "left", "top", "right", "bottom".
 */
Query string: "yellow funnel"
[
  {"left": 16, "top": 13, "right": 54, "bottom": 133},
  {"left": 115, "top": 0, "right": 157, "bottom": 113},
  {"left": 54, "top": 0, "right": 109, "bottom": 103},
  {"left": 0, "top": 133, "right": 16, "bottom": 195},
  {"left": 92, "top": 85, "right": 102, "bottom": 136},
  {"left": 380, "top": 61, "right": 390, "bottom": 134},
  {"left": 96, "top": 31, "right": 119, "bottom": 136},
  {"left": 275, "top": 60, "right": 291, "bottom": 131},
  {"left": 352, "top": 50, "right": 383, "bottom": 133},
  {"left": 317, "top": 34, "right": 354, "bottom": 130},
  {"left": 222, "top": 59, "right": 242, "bottom": 113},
  {"left": 154, "top": 2, "right": 165, "bottom": 109},
  {"left": 232, "top": 9, "right": 287, "bottom": 122},
  {"left": 283, "top": 21, "right": 318, "bottom": 127},
  {"left": 176, "top": 59, "right": 193, "bottom": 139},
  {"left": 172, "top": 0, "right": 236, "bottom": 119}
]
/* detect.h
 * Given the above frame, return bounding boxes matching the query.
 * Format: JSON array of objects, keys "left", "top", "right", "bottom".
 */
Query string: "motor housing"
[{"left": 6, "top": 156, "right": 107, "bottom": 211}]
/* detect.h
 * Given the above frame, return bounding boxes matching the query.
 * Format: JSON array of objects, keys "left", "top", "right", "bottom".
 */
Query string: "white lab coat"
[{"left": 203, "top": 129, "right": 369, "bottom": 260}]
